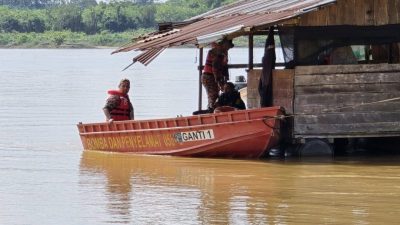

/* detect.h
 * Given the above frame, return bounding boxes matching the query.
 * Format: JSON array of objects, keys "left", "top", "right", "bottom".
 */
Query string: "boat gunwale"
[{"left": 79, "top": 117, "right": 278, "bottom": 136}]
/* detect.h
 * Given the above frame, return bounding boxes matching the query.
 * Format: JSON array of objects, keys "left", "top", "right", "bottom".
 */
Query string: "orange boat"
[{"left": 77, "top": 106, "right": 284, "bottom": 158}]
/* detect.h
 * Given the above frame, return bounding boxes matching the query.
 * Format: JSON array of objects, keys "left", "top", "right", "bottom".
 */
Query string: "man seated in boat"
[
  {"left": 214, "top": 82, "right": 246, "bottom": 113},
  {"left": 103, "top": 79, "right": 134, "bottom": 122}
]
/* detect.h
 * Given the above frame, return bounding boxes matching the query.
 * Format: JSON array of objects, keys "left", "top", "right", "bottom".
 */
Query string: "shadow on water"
[{"left": 272, "top": 136, "right": 400, "bottom": 166}]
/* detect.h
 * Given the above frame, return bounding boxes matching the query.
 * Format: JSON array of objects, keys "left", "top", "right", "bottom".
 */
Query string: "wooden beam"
[
  {"left": 295, "top": 101, "right": 400, "bottom": 114},
  {"left": 228, "top": 63, "right": 285, "bottom": 69},
  {"left": 294, "top": 121, "right": 400, "bottom": 136},
  {"left": 294, "top": 92, "right": 400, "bottom": 107},
  {"left": 295, "top": 64, "right": 400, "bottom": 75},
  {"left": 295, "top": 83, "right": 400, "bottom": 95},
  {"left": 248, "top": 34, "right": 254, "bottom": 70},
  {"left": 295, "top": 133, "right": 400, "bottom": 139},
  {"left": 295, "top": 112, "right": 400, "bottom": 124},
  {"left": 198, "top": 48, "right": 203, "bottom": 110},
  {"left": 295, "top": 73, "right": 400, "bottom": 86}
]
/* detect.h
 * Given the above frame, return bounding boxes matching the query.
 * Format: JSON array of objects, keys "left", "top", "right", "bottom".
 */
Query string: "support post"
[
  {"left": 248, "top": 33, "right": 254, "bottom": 70},
  {"left": 388, "top": 43, "right": 393, "bottom": 64},
  {"left": 198, "top": 47, "right": 203, "bottom": 110}
]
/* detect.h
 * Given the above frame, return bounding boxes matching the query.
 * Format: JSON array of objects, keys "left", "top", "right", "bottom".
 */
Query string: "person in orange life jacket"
[
  {"left": 103, "top": 79, "right": 134, "bottom": 122},
  {"left": 214, "top": 82, "right": 246, "bottom": 112},
  {"left": 201, "top": 38, "right": 234, "bottom": 110}
]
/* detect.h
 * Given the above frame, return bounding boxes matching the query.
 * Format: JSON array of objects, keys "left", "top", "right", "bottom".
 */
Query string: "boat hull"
[{"left": 77, "top": 107, "right": 283, "bottom": 158}]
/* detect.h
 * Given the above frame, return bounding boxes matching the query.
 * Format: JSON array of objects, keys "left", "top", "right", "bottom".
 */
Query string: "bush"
[
  {"left": 53, "top": 33, "right": 66, "bottom": 46},
  {"left": 16, "top": 34, "right": 29, "bottom": 44},
  {"left": 0, "top": 33, "right": 12, "bottom": 45}
]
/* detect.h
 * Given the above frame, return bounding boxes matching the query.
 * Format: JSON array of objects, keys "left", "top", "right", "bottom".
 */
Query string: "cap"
[{"left": 219, "top": 39, "right": 234, "bottom": 48}]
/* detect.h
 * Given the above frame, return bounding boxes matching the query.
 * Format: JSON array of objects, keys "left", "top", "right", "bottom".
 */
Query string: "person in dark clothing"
[{"left": 214, "top": 82, "right": 246, "bottom": 111}]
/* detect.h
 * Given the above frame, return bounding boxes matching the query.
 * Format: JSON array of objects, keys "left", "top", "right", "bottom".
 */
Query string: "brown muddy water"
[{"left": 0, "top": 49, "right": 399, "bottom": 225}]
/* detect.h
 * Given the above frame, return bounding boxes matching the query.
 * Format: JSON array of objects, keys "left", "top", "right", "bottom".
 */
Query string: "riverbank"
[
  {"left": 0, "top": 30, "right": 153, "bottom": 49},
  {"left": 0, "top": 31, "right": 268, "bottom": 49}
]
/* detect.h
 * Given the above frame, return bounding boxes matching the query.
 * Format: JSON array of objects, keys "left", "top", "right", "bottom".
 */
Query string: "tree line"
[
  {"left": 0, "top": 0, "right": 234, "bottom": 34},
  {"left": 0, "top": 1, "right": 152, "bottom": 9}
]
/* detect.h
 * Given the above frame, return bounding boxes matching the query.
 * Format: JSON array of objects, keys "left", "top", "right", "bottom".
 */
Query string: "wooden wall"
[
  {"left": 293, "top": 64, "right": 400, "bottom": 138},
  {"left": 247, "top": 69, "right": 261, "bottom": 109},
  {"left": 247, "top": 69, "right": 294, "bottom": 114},
  {"left": 299, "top": 0, "right": 400, "bottom": 26},
  {"left": 272, "top": 70, "right": 294, "bottom": 114}
]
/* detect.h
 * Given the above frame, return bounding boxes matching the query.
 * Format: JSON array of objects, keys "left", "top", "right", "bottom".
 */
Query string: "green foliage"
[
  {"left": 52, "top": 32, "right": 66, "bottom": 46},
  {"left": 0, "top": 0, "right": 237, "bottom": 47},
  {"left": 1, "top": 0, "right": 235, "bottom": 33},
  {"left": 16, "top": 33, "right": 29, "bottom": 44},
  {"left": 155, "top": 0, "right": 207, "bottom": 22},
  {"left": 81, "top": 6, "right": 100, "bottom": 34},
  {"left": 0, "top": 6, "right": 47, "bottom": 32},
  {"left": 47, "top": 4, "right": 84, "bottom": 31},
  {"left": 0, "top": 29, "right": 155, "bottom": 48},
  {"left": 155, "top": 0, "right": 234, "bottom": 23},
  {"left": 22, "top": 10, "right": 47, "bottom": 32}
]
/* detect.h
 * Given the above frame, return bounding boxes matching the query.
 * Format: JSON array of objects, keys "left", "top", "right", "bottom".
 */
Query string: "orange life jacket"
[
  {"left": 203, "top": 49, "right": 228, "bottom": 75},
  {"left": 203, "top": 49, "right": 216, "bottom": 74},
  {"left": 108, "top": 90, "right": 131, "bottom": 121}
]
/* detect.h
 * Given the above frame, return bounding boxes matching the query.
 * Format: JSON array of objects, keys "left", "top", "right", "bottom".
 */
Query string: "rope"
[
  {"left": 262, "top": 115, "right": 288, "bottom": 130},
  {"left": 321, "top": 96, "right": 400, "bottom": 113}
]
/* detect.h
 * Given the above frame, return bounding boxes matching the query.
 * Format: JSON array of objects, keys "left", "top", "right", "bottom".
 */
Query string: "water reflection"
[
  {"left": 79, "top": 151, "right": 400, "bottom": 225},
  {"left": 79, "top": 151, "right": 281, "bottom": 224}
]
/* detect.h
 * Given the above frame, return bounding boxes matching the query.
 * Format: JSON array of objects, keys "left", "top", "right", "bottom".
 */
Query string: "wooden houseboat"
[{"left": 79, "top": 0, "right": 400, "bottom": 157}]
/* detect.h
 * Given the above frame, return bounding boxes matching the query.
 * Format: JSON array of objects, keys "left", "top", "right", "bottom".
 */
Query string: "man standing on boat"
[
  {"left": 103, "top": 79, "right": 134, "bottom": 122},
  {"left": 201, "top": 38, "right": 234, "bottom": 111}
]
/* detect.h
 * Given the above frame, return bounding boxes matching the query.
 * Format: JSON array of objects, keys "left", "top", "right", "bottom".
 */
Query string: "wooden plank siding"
[
  {"left": 293, "top": 64, "right": 400, "bottom": 138},
  {"left": 354, "top": 0, "right": 367, "bottom": 25},
  {"left": 342, "top": 0, "right": 356, "bottom": 25},
  {"left": 246, "top": 69, "right": 262, "bottom": 109},
  {"left": 388, "top": 0, "right": 399, "bottom": 24},
  {"left": 364, "top": 0, "right": 376, "bottom": 25},
  {"left": 374, "top": 0, "right": 389, "bottom": 25},
  {"left": 327, "top": 4, "right": 339, "bottom": 25},
  {"left": 246, "top": 69, "right": 294, "bottom": 114},
  {"left": 272, "top": 70, "right": 294, "bottom": 114},
  {"left": 298, "top": 0, "right": 400, "bottom": 26}
]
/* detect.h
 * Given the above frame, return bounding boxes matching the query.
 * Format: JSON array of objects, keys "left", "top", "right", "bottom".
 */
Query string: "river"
[{"left": 0, "top": 49, "right": 399, "bottom": 225}]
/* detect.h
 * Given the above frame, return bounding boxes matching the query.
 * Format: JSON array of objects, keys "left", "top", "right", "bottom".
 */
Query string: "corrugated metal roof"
[
  {"left": 197, "top": 25, "right": 244, "bottom": 44},
  {"left": 190, "top": 0, "right": 335, "bottom": 19},
  {"left": 113, "top": 0, "right": 336, "bottom": 65}
]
